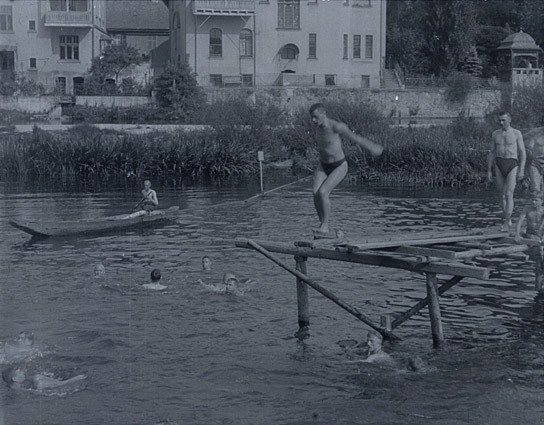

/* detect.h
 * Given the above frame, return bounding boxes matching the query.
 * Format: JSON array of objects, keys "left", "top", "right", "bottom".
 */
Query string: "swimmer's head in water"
[
  {"left": 17, "top": 331, "right": 34, "bottom": 346},
  {"left": 94, "top": 264, "right": 106, "bottom": 277},
  {"left": 366, "top": 332, "right": 383, "bottom": 354},
  {"left": 223, "top": 273, "right": 237, "bottom": 293},
  {"left": 151, "top": 268, "right": 161, "bottom": 282},
  {"left": 2, "top": 367, "right": 25, "bottom": 385},
  {"left": 202, "top": 256, "right": 212, "bottom": 271}
]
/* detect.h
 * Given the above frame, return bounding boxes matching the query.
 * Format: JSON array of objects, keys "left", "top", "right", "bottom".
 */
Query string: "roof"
[
  {"left": 107, "top": 0, "right": 169, "bottom": 31},
  {"left": 496, "top": 30, "right": 542, "bottom": 51}
]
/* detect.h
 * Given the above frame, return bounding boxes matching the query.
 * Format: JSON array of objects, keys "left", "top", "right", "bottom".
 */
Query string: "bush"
[
  {"left": 153, "top": 63, "right": 204, "bottom": 117},
  {"left": 445, "top": 72, "right": 475, "bottom": 103}
]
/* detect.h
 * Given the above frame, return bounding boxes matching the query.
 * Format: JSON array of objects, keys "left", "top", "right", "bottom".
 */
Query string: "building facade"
[
  {"left": 0, "top": 0, "right": 108, "bottom": 94},
  {"left": 165, "top": 0, "right": 386, "bottom": 88}
]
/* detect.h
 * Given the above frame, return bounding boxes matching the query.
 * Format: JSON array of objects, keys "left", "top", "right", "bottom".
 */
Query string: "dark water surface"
[{"left": 1, "top": 176, "right": 544, "bottom": 425}]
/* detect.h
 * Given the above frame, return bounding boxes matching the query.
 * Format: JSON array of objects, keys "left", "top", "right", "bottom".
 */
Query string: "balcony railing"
[
  {"left": 193, "top": 0, "right": 256, "bottom": 15},
  {"left": 45, "top": 11, "right": 92, "bottom": 27}
]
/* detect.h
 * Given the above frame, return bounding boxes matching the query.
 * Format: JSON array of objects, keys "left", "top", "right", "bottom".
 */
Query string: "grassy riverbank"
[{"left": 0, "top": 102, "right": 494, "bottom": 186}]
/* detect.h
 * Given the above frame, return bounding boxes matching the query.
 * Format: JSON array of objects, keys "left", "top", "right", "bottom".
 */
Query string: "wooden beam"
[
  {"left": 456, "top": 242, "right": 493, "bottom": 250},
  {"left": 426, "top": 273, "right": 444, "bottom": 349},
  {"left": 384, "top": 245, "right": 458, "bottom": 260},
  {"left": 244, "top": 239, "right": 399, "bottom": 342},
  {"left": 391, "top": 276, "right": 463, "bottom": 329},
  {"left": 501, "top": 237, "right": 542, "bottom": 247},
  {"left": 337, "top": 232, "right": 508, "bottom": 252},
  {"left": 235, "top": 239, "right": 490, "bottom": 280},
  {"left": 295, "top": 256, "right": 310, "bottom": 328},
  {"left": 453, "top": 244, "right": 529, "bottom": 259}
]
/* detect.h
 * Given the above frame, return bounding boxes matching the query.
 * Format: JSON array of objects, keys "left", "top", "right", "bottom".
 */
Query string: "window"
[
  {"left": 147, "top": 35, "right": 158, "bottom": 51},
  {"left": 308, "top": 33, "right": 316, "bottom": 59},
  {"left": 280, "top": 44, "right": 299, "bottom": 60},
  {"left": 353, "top": 35, "right": 361, "bottom": 59},
  {"left": 28, "top": 20, "right": 36, "bottom": 32},
  {"left": 112, "top": 34, "right": 126, "bottom": 46},
  {"left": 210, "top": 74, "right": 223, "bottom": 87},
  {"left": 0, "top": 51, "right": 14, "bottom": 71},
  {"left": 56, "top": 77, "right": 66, "bottom": 95},
  {"left": 242, "top": 74, "right": 253, "bottom": 87},
  {"left": 29, "top": 58, "right": 37, "bottom": 69},
  {"left": 209, "top": 28, "right": 222, "bottom": 57},
  {"left": 240, "top": 29, "right": 253, "bottom": 58},
  {"left": 73, "top": 77, "right": 84, "bottom": 95},
  {"left": 361, "top": 75, "right": 370, "bottom": 88},
  {"left": 325, "top": 74, "right": 336, "bottom": 86},
  {"left": 278, "top": 0, "right": 300, "bottom": 29},
  {"left": 51, "top": 0, "right": 88, "bottom": 12},
  {"left": 0, "top": 6, "right": 13, "bottom": 31},
  {"left": 59, "top": 35, "right": 79, "bottom": 60},
  {"left": 343, "top": 34, "right": 348, "bottom": 59},
  {"left": 365, "top": 35, "right": 373, "bottom": 59}
]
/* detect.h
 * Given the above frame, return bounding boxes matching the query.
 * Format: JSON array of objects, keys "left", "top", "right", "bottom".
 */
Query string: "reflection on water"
[{"left": 1, "top": 176, "right": 543, "bottom": 425}]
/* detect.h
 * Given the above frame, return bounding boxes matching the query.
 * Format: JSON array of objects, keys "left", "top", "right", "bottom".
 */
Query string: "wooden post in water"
[
  {"left": 380, "top": 314, "right": 392, "bottom": 333},
  {"left": 295, "top": 255, "right": 310, "bottom": 328},
  {"left": 426, "top": 272, "right": 444, "bottom": 348}
]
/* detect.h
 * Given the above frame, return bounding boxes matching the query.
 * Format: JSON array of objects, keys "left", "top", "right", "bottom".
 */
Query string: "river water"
[{"left": 1, "top": 175, "right": 544, "bottom": 425}]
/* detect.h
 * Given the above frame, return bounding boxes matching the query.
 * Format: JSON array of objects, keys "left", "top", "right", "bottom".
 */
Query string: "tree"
[
  {"left": 462, "top": 46, "right": 483, "bottom": 77},
  {"left": 89, "top": 44, "right": 143, "bottom": 85},
  {"left": 420, "top": 0, "right": 478, "bottom": 76},
  {"left": 153, "top": 63, "right": 204, "bottom": 115}
]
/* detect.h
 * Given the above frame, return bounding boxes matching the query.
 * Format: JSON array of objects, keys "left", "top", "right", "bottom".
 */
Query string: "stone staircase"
[{"left": 382, "top": 68, "right": 402, "bottom": 89}]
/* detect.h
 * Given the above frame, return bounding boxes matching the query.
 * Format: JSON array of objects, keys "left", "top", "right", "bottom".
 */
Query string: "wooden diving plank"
[
  {"left": 453, "top": 244, "right": 529, "bottom": 259},
  {"left": 383, "top": 246, "right": 458, "bottom": 260},
  {"left": 235, "top": 238, "right": 490, "bottom": 280},
  {"left": 501, "top": 237, "right": 542, "bottom": 247},
  {"left": 336, "top": 232, "right": 508, "bottom": 252}
]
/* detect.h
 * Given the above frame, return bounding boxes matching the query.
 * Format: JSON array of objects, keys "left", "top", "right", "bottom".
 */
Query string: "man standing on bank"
[
  {"left": 488, "top": 112, "right": 526, "bottom": 231},
  {"left": 309, "top": 103, "right": 383, "bottom": 237}
]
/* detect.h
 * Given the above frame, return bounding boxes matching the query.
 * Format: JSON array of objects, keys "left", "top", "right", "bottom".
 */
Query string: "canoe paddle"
[{"left": 131, "top": 194, "right": 150, "bottom": 212}]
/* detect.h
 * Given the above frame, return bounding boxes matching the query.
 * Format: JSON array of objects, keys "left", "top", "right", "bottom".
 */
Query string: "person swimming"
[
  {"left": 94, "top": 263, "right": 106, "bottom": 278},
  {"left": 361, "top": 332, "right": 395, "bottom": 364},
  {"left": 3, "top": 366, "right": 86, "bottom": 392},
  {"left": 142, "top": 268, "right": 167, "bottom": 291},
  {"left": 0, "top": 332, "right": 38, "bottom": 365},
  {"left": 201, "top": 256, "right": 212, "bottom": 272}
]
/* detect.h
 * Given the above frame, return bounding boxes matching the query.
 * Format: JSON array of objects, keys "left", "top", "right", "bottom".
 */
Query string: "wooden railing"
[
  {"left": 45, "top": 11, "right": 92, "bottom": 26},
  {"left": 193, "top": 0, "right": 256, "bottom": 15}
]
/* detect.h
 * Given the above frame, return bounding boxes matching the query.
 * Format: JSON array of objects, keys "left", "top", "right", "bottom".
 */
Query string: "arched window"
[
  {"left": 240, "top": 29, "right": 253, "bottom": 58},
  {"left": 280, "top": 44, "right": 299, "bottom": 60},
  {"left": 209, "top": 28, "right": 222, "bottom": 57}
]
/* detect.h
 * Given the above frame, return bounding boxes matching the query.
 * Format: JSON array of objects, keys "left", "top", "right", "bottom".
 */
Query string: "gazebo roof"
[{"left": 496, "top": 30, "right": 542, "bottom": 51}]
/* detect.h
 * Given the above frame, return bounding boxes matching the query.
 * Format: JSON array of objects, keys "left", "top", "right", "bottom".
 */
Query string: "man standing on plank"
[
  {"left": 309, "top": 103, "right": 383, "bottom": 237},
  {"left": 524, "top": 127, "right": 544, "bottom": 194},
  {"left": 488, "top": 112, "right": 526, "bottom": 231}
]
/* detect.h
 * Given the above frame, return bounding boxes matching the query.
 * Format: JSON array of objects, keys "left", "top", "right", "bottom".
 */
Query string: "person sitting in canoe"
[
  {"left": 142, "top": 269, "right": 167, "bottom": 291},
  {"left": 127, "top": 180, "right": 159, "bottom": 218}
]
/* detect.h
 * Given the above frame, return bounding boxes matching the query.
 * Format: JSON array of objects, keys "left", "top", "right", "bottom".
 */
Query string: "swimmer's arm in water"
[
  {"left": 333, "top": 121, "right": 383, "bottom": 156},
  {"left": 197, "top": 279, "right": 222, "bottom": 293}
]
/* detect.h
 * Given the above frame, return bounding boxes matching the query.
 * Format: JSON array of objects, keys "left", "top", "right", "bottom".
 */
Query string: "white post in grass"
[{"left": 258, "top": 150, "right": 264, "bottom": 194}]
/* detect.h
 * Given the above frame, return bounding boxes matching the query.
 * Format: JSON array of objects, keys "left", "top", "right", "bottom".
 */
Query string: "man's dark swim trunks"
[
  {"left": 321, "top": 158, "right": 346, "bottom": 176},
  {"left": 495, "top": 157, "right": 518, "bottom": 178},
  {"left": 530, "top": 156, "right": 544, "bottom": 175}
]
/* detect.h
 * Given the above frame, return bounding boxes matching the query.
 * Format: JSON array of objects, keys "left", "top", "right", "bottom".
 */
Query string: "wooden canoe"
[{"left": 9, "top": 206, "right": 180, "bottom": 238}]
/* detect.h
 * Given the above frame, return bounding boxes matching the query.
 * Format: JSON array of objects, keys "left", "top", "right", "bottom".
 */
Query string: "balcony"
[
  {"left": 45, "top": 11, "right": 92, "bottom": 27},
  {"left": 193, "top": 0, "right": 255, "bottom": 16}
]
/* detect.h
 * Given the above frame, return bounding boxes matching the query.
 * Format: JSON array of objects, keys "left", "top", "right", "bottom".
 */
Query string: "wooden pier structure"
[{"left": 235, "top": 230, "right": 541, "bottom": 348}]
